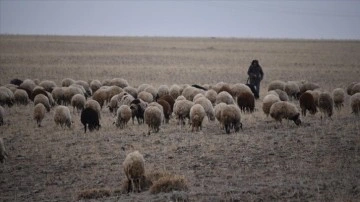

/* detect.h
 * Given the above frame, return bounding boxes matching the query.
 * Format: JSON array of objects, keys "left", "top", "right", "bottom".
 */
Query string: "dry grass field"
[{"left": 0, "top": 35, "right": 360, "bottom": 201}]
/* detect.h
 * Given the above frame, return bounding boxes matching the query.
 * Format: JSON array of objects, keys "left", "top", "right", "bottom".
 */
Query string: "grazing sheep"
[
  {"left": 110, "top": 78, "right": 129, "bottom": 88},
  {"left": 39, "top": 80, "right": 57, "bottom": 92},
  {"left": 157, "top": 85, "right": 170, "bottom": 98},
  {"left": 299, "top": 92, "right": 317, "bottom": 116},
  {"left": 218, "top": 85, "right": 232, "bottom": 95},
  {"left": 123, "top": 151, "right": 145, "bottom": 193},
  {"left": 34, "top": 94, "right": 51, "bottom": 112},
  {"left": 61, "top": 78, "right": 75, "bottom": 87},
  {"left": 30, "top": 87, "right": 48, "bottom": 101},
  {"left": 108, "top": 94, "right": 121, "bottom": 114},
  {"left": 138, "top": 91, "right": 153, "bottom": 103},
  {"left": 144, "top": 86, "right": 158, "bottom": 99},
  {"left": 299, "top": 82, "right": 320, "bottom": 94},
  {"left": 157, "top": 99, "right": 172, "bottom": 124},
  {"left": 4, "top": 84, "right": 18, "bottom": 93},
  {"left": 221, "top": 104, "right": 242, "bottom": 134},
  {"left": 118, "top": 94, "right": 135, "bottom": 107},
  {"left": 262, "top": 94, "right": 280, "bottom": 117},
  {"left": 90, "top": 79, "right": 102, "bottom": 93},
  {"left": 190, "top": 104, "right": 206, "bottom": 132},
  {"left": 33, "top": 103, "right": 46, "bottom": 127},
  {"left": 268, "top": 80, "right": 286, "bottom": 91},
  {"left": 270, "top": 101, "right": 301, "bottom": 126},
  {"left": 106, "top": 86, "right": 123, "bottom": 102},
  {"left": 92, "top": 88, "right": 109, "bottom": 108},
  {"left": 71, "top": 94, "right": 86, "bottom": 113},
  {"left": 81, "top": 107, "right": 101, "bottom": 133},
  {"left": 350, "top": 93, "right": 360, "bottom": 115},
  {"left": 124, "top": 86, "right": 138, "bottom": 99},
  {"left": 46, "top": 92, "right": 55, "bottom": 107},
  {"left": 332, "top": 88, "right": 346, "bottom": 110},
  {"left": 144, "top": 106, "right": 162, "bottom": 135},
  {"left": 231, "top": 83, "right": 252, "bottom": 98},
  {"left": 158, "top": 94, "right": 175, "bottom": 112},
  {"left": 351, "top": 83, "right": 360, "bottom": 95},
  {"left": 192, "top": 93, "right": 205, "bottom": 102},
  {"left": 0, "top": 137, "right": 8, "bottom": 163},
  {"left": 52, "top": 87, "right": 66, "bottom": 105},
  {"left": 63, "top": 85, "right": 85, "bottom": 105},
  {"left": 54, "top": 106, "right": 72, "bottom": 128},
  {"left": 169, "top": 84, "right": 181, "bottom": 99},
  {"left": 75, "top": 80, "right": 92, "bottom": 96},
  {"left": 148, "top": 102, "right": 164, "bottom": 121},
  {"left": 10, "top": 78, "right": 23, "bottom": 86},
  {"left": 306, "top": 90, "right": 322, "bottom": 107},
  {"left": 215, "top": 91, "right": 234, "bottom": 105},
  {"left": 194, "top": 97, "right": 215, "bottom": 121},
  {"left": 214, "top": 102, "right": 227, "bottom": 127},
  {"left": 237, "top": 91, "right": 255, "bottom": 113},
  {"left": 130, "top": 99, "right": 147, "bottom": 124},
  {"left": 0, "top": 106, "right": 4, "bottom": 126},
  {"left": 182, "top": 86, "right": 204, "bottom": 101},
  {"left": 318, "top": 92, "right": 334, "bottom": 118},
  {"left": 0, "top": 86, "right": 15, "bottom": 107},
  {"left": 213, "top": 82, "right": 230, "bottom": 93},
  {"left": 176, "top": 95, "right": 186, "bottom": 101},
  {"left": 274, "top": 89, "right": 289, "bottom": 101},
  {"left": 19, "top": 79, "right": 36, "bottom": 95},
  {"left": 285, "top": 81, "right": 301, "bottom": 99},
  {"left": 205, "top": 89, "right": 217, "bottom": 105},
  {"left": 173, "top": 99, "right": 194, "bottom": 126},
  {"left": 346, "top": 82, "right": 358, "bottom": 95},
  {"left": 85, "top": 99, "right": 102, "bottom": 119},
  {"left": 14, "top": 89, "right": 29, "bottom": 105},
  {"left": 115, "top": 105, "right": 132, "bottom": 129}
]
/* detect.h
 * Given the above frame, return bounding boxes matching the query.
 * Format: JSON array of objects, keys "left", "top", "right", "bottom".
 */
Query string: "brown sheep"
[
  {"left": 123, "top": 151, "right": 145, "bottom": 193},
  {"left": 299, "top": 92, "right": 317, "bottom": 116},
  {"left": 157, "top": 99, "right": 172, "bottom": 124},
  {"left": 237, "top": 91, "right": 255, "bottom": 113}
]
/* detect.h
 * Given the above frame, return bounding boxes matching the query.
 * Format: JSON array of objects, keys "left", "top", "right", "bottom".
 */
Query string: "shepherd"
[{"left": 247, "top": 59, "right": 264, "bottom": 99}]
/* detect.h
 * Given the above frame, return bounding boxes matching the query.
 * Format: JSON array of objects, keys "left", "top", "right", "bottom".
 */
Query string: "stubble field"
[{"left": 0, "top": 35, "right": 360, "bottom": 201}]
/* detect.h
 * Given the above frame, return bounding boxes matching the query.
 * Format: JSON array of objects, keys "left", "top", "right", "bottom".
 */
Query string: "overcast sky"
[{"left": 1, "top": 1, "right": 359, "bottom": 39}]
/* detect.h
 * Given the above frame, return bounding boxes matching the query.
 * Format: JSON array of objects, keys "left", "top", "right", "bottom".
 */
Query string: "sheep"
[
  {"left": 102, "top": 79, "right": 112, "bottom": 86},
  {"left": 0, "top": 106, "right": 4, "bottom": 126},
  {"left": 176, "top": 95, "right": 187, "bottom": 101},
  {"left": 46, "top": 92, "right": 56, "bottom": 107},
  {"left": 346, "top": 82, "right": 358, "bottom": 95},
  {"left": 350, "top": 93, "right": 360, "bottom": 115},
  {"left": 75, "top": 80, "right": 92, "bottom": 97},
  {"left": 130, "top": 99, "right": 147, "bottom": 124},
  {"left": 115, "top": 105, "right": 132, "bottom": 129},
  {"left": 124, "top": 86, "right": 138, "bottom": 99},
  {"left": 274, "top": 89, "right": 289, "bottom": 101},
  {"left": 144, "top": 106, "right": 162, "bottom": 135},
  {"left": 81, "top": 107, "right": 101, "bottom": 133},
  {"left": 285, "top": 81, "right": 301, "bottom": 99},
  {"left": 85, "top": 99, "right": 102, "bottom": 119},
  {"left": 220, "top": 104, "right": 242, "bottom": 134},
  {"left": 173, "top": 99, "right": 194, "bottom": 126},
  {"left": 138, "top": 91, "right": 153, "bottom": 103},
  {"left": 90, "top": 79, "right": 102, "bottom": 93},
  {"left": 157, "top": 85, "right": 170, "bottom": 98},
  {"left": 205, "top": 89, "right": 217, "bottom": 105},
  {"left": 169, "top": 84, "right": 181, "bottom": 99},
  {"left": 148, "top": 102, "right": 164, "bottom": 121},
  {"left": 213, "top": 82, "right": 230, "bottom": 93},
  {"left": 92, "top": 88, "right": 109, "bottom": 108},
  {"left": 52, "top": 87, "right": 65, "bottom": 105},
  {"left": 71, "top": 94, "right": 86, "bottom": 113},
  {"left": 34, "top": 94, "right": 51, "bottom": 112},
  {"left": 106, "top": 86, "right": 123, "bottom": 102},
  {"left": 262, "top": 94, "right": 280, "bottom": 117},
  {"left": 110, "top": 78, "right": 129, "bottom": 88},
  {"left": 215, "top": 91, "right": 234, "bottom": 105},
  {"left": 231, "top": 83, "right": 252, "bottom": 98},
  {"left": 306, "top": 90, "right": 322, "bottom": 107},
  {"left": 351, "top": 83, "right": 360, "bottom": 95},
  {"left": 268, "top": 80, "right": 286, "bottom": 91},
  {"left": 299, "top": 82, "right": 320, "bottom": 94},
  {"left": 69, "top": 84, "right": 88, "bottom": 97},
  {"left": 193, "top": 93, "right": 205, "bottom": 102},
  {"left": 182, "top": 86, "right": 204, "bottom": 101},
  {"left": 194, "top": 97, "right": 215, "bottom": 121},
  {"left": 33, "top": 103, "right": 46, "bottom": 127},
  {"left": 10, "top": 78, "right": 23, "bottom": 86},
  {"left": 157, "top": 99, "right": 172, "bottom": 124},
  {"left": 0, "top": 86, "right": 15, "bottom": 107},
  {"left": 123, "top": 151, "right": 145, "bottom": 193},
  {"left": 118, "top": 94, "right": 135, "bottom": 107},
  {"left": 270, "top": 101, "right": 301, "bottom": 126},
  {"left": 0, "top": 137, "right": 8, "bottom": 163},
  {"left": 63, "top": 85, "right": 85, "bottom": 105},
  {"left": 54, "top": 106, "right": 72, "bottom": 128},
  {"left": 108, "top": 94, "right": 121, "bottom": 114},
  {"left": 12, "top": 88, "right": 27, "bottom": 105},
  {"left": 30, "top": 87, "right": 48, "bottom": 101},
  {"left": 189, "top": 104, "right": 206, "bottom": 132},
  {"left": 157, "top": 94, "right": 175, "bottom": 112},
  {"left": 318, "top": 92, "right": 334, "bottom": 118},
  {"left": 39, "top": 80, "right": 57, "bottom": 92},
  {"left": 214, "top": 102, "right": 227, "bottom": 127},
  {"left": 144, "top": 86, "right": 158, "bottom": 99},
  {"left": 237, "top": 91, "right": 255, "bottom": 113},
  {"left": 218, "top": 85, "right": 232, "bottom": 95},
  {"left": 4, "top": 84, "right": 18, "bottom": 93},
  {"left": 332, "top": 88, "right": 346, "bottom": 110},
  {"left": 61, "top": 78, "right": 75, "bottom": 87},
  {"left": 299, "top": 92, "right": 317, "bottom": 116},
  {"left": 19, "top": 79, "right": 36, "bottom": 95}
]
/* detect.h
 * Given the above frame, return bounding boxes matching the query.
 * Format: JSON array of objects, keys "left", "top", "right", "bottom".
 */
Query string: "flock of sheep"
[{"left": 1, "top": 77, "right": 360, "bottom": 165}]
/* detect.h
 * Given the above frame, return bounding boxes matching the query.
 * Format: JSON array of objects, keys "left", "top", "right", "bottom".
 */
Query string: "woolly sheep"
[
  {"left": 19, "top": 79, "right": 36, "bottom": 94},
  {"left": 176, "top": 95, "right": 187, "bottom": 101},
  {"left": 108, "top": 94, "right": 121, "bottom": 114},
  {"left": 332, "top": 88, "right": 346, "bottom": 110},
  {"left": 71, "top": 94, "right": 86, "bottom": 113},
  {"left": 102, "top": 79, "right": 112, "bottom": 86},
  {"left": 351, "top": 83, "right": 360, "bottom": 95},
  {"left": 270, "top": 101, "right": 301, "bottom": 125},
  {"left": 213, "top": 82, "right": 230, "bottom": 93},
  {"left": 39, "top": 80, "right": 57, "bottom": 92},
  {"left": 130, "top": 99, "right": 147, "bottom": 124},
  {"left": 299, "top": 82, "right": 320, "bottom": 94},
  {"left": 85, "top": 99, "right": 102, "bottom": 119},
  {"left": 75, "top": 80, "right": 92, "bottom": 96},
  {"left": 115, "top": 105, "right": 132, "bottom": 129},
  {"left": 92, "top": 88, "right": 109, "bottom": 108},
  {"left": 148, "top": 102, "right": 164, "bottom": 122},
  {"left": 182, "top": 86, "right": 204, "bottom": 101},
  {"left": 137, "top": 84, "right": 151, "bottom": 93},
  {"left": 306, "top": 90, "right": 322, "bottom": 107},
  {"left": 158, "top": 94, "right": 175, "bottom": 112},
  {"left": 262, "top": 94, "right": 280, "bottom": 117},
  {"left": 30, "top": 87, "right": 48, "bottom": 101},
  {"left": 215, "top": 91, "right": 234, "bottom": 105},
  {"left": 63, "top": 86, "right": 85, "bottom": 105},
  {"left": 268, "top": 80, "right": 286, "bottom": 91},
  {"left": 214, "top": 102, "right": 227, "bottom": 126},
  {"left": 34, "top": 94, "right": 51, "bottom": 112},
  {"left": 189, "top": 104, "right": 206, "bottom": 132},
  {"left": 61, "top": 78, "right": 75, "bottom": 87},
  {"left": 193, "top": 93, "right": 205, "bottom": 102},
  {"left": 138, "top": 91, "right": 153, "bottom": 103},
  {"left": 205, "top": 89, "right": 217, "bottom": 105},
  {"left": 274, "top": 89, "right": 289, "bottom": 101},
  {"left": 69, "top": 84, "right": 87, "bottom": 97},
  {"left": 13, "top": 89, "right": 29, "bottom": 105},
  {"left": 285, "top": 81, "right": 300, "bottom": 99},
  {"left": 218, "top": 85, "right": 232, "bottom": 95},
  {"left": 123, "top": 151, "right": 145, "bottom": 193},
  {"left": 144, "top": 105, "right": 162, "bottom": 135},
  {"left": 346, "top": 82, "right": 358, "bottom": 95},
  {"left": 124, "top": 86, "right": 138, "bottom": 99},
  {"left": 0, "top": 137, "right": 8, "bottom": 163},
  {"left": 350, "top": 93, "right": 360, "bottom": 115},
  {"left": 0, "top": 86, "right": 15, "bottom": 107},
  {"left": 194, "top": 97, "right": 215, "bottom": 121},
  {"left": 46, "top": 92, "right": 55, "bottom": 107},
  {"left": 110, "top": 78, "right": 129, "bottom": 88},
  {"left": 119, "top": 94, "right": 135, "bottom": 107},
  {"left": 54, "top": 106, "right": 72, "bottom": 128},
  {"left": 144, "top": 86, "right": 158, "bottom": 99},
  {"left": 51, "top": 87, "right": 64, "bottom": 105},
  {"left": 81, "top": 107, "right": 100, "bottom": 133},
  {"left": 220, "top": 104, "right": 242, "bottom": 134},
  {"left": 106, "top": 86, "right": 123, "bottom": 102},
  {"left": 318, "top": 92, "right": 334, "bottom": 118},
  {"left": 4, "top": 84, "right": 18, "bottom": 93},
  {"left": 90, "top": 79, "right": 102, "bottom": 93},
  {"left": 173, "top": 99, "right": 194, "bottom": 126},
  {"left": 33, "top": 103, "right": 46, "bottom": 127},
  {"left": 231, "top": 83, "right": 252, "bottom": 98},
  {"left": 237, "top": 91, "right": 255, "bottom": 113},
  {"left": 157, "top": 85, "right": 170, "bottom": 98},
  {"left": 299, "top": 92, "right": 317, "bottom": 116},
  {"left": 169, "top": 84, "right": 181, "bottom": 99},
  {"left": 157, "top": 99, "right": 172, "bottom": 124},
  {"left": 0, "top": 106, "right": 4, "bottom": 126}
]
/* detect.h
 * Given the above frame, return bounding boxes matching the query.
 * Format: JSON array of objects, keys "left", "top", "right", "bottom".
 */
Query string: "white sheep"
[
  {"left": 173, "top": 99, "right": 194, "bottom": 126},
  {"left": 220, "top": 104, "right": 242, "bottom": 134},
  {"left": 123, "top": 151, "right": 145, "bottom": 193},
  {"left": 231, "top": 83, "right": 252, "bottom": 98},
  {"left": 144, "top": 86, "right": 158, "bottom": 99},
  {"left": 124, "top": 86, "right": 138, "bottom": 99},
  {"left": 0, "top": 137, "right": 8, "bottom": 163},
  {"left": 351, "top": 83, "right": 360, "bottom": 95},
  {"left": 274, "top": 89, "right": 289, "bottom": 101},
  {"left": 214, "top": 102, "right": 227, "bottom": 127},
  {"left": 138, "top": 91, "right": 153, "bottom": 103},
  {"left": 61, "top": 78, "right": 75, "bottom": 87},
  {"left": 39, "top": 80, "right": 57, "bottom": 92},
  {"left": 350, "top": 93, "right": 360, "bottom": 115},
  {"left": 0, "top": 106, "right": 4, "bottom": 126},
  {"left": 332, "top": 88, "right": 346, "bottom": 110},
  {"left": 299, "top": 81, "right": 320, "bottom": 94},
  {"left": 90, "top": 79, "right": 102, "bottom": 93},
  {"left": 215, "top": 91, "right": 234, "bottom": 105},
  {"left": 169, "top": 84, "right": 181, "bottom": 99},
  {"left": 34, "top": 103, "right": 46, "bottom": 127},
  {"left": 14, "top": 89, "right": 29, "bottom": 105},
  {"left": 137, "top": 84, "right": 151, "bottom": 93},
  {"left": 190, "top": 104, "right": 206, "bottom": 132},
  {"left": 285, "top": 81, "right": 300, "bottom": 99},
  {"left": 268, "top": 80, "right": 286, "bottom": 91},
  {"left": 92, "top": 88, "right": 109, "bottom": 108},
  {"left": 194, "top": 97, "right": 215, "bottom": 121},
  {"left": 52, "top": 87, "right": 66, "bottom": 105},
  {"left": 182, "top": 86, "right": 204, "bottom": 101},
  {"left": 157, "top": 85, "right": 170, "bottom": 98},
  {"left": 262, "top": 94, "right": 281, "bottom": 117},
  {"left": 34, "top": 94, "right": 51, "bottom": 112},
  {"left": 115, "top": 105, "right": 132, "bottom": 129},
  {"left": 318, "top": 92, "right": 334, "bottom": 118},
  {"left": 205, "top": 89, "right": 217, "bottom": 105},
  {"left": 346, "top": 82, "right": 358, "bottom": 95},
  {"left": 270, "top": 101, "right": 301, "bottom": 126},
  {"left": 0, "top": 86, "right": 15, "bottom": 107},
  {"left": 71, "top": 94, "right": 86, "bottom": 113},
  {"left": 144, "top": 106, "right": 162, "bottom": 135},
  {"left": 85, "top": 99, "right": 102, "bottom": 120},
  {"left": 110, "top": 78, "right": 129, "bottom": 88},
  {"left": 54, "top": 106, "right": 72, "bottom": 128}
]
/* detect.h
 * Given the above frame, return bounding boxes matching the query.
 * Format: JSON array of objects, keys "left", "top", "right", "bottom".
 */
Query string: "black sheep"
[{"left": 81, "top": 107, "right": 101, "bottom": 133}]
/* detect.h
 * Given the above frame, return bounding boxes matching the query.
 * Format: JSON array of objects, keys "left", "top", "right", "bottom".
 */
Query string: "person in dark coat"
[{"left": 247, "top": 60, "right": 264, "bottom": 98}]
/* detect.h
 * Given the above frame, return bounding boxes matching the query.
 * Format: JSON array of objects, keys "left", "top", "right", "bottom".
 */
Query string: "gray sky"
[{"left": 1, "top": 1, "right": 359, "bottom": 39}]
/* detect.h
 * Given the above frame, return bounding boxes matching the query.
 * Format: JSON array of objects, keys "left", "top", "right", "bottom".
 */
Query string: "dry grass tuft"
[
  {"left": 77, "top": 188, "right": 111, "bottom": 200},
  {"left": 150, "top": 174, "right": 189, "bottom": 194}
]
